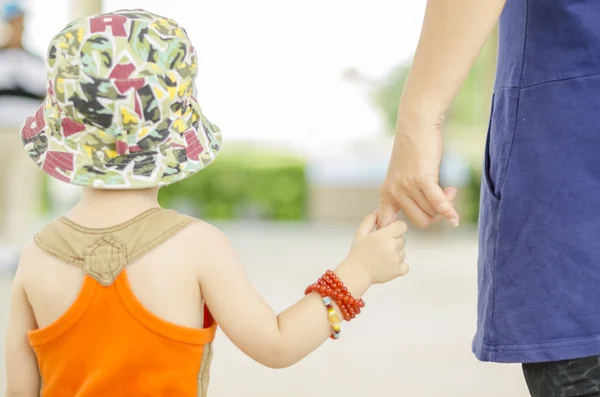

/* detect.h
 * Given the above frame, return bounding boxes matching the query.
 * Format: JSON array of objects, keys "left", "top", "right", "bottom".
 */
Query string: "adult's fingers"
[
  {"left": 397, "top": 195, "right": 433, "bottom": 229},
  {"left": 432, "top": 187, "right": 458, "bottom": 223},
  {"left": 421, "top": 182, "right": 460, "bottom": 226},
  {"left": 409, "top": 188, "right": 439, "bottom": 217},
  {"left": 377, "top": 203, "right": 399, "bottom": 230},
  {"left": 443, "top": 187, "right": 458, "bottom": 203}
]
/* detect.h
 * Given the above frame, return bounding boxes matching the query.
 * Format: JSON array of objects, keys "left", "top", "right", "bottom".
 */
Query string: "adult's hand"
[
  {"left": 376, "top": 0, "right": 506, "bottom": 229},
  {"left": 378, "top": 120, "right": 458, "bottom": 229}
]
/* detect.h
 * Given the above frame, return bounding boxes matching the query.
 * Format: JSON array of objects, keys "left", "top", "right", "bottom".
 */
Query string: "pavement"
[{"left": 0, "top": 223, "right": 530, "bottom": 397}]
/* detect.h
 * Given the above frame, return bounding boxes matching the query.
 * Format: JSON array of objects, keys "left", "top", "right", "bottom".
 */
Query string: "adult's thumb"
[{"left": 356, "top": 211, "right": 379, "bottom": 237}]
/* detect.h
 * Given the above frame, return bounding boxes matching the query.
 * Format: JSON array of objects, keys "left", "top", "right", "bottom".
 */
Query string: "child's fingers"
[
  {"left": 395, "top": 262, "right": 410, "bottom": 277},
  {"left": 395, "top": 236, "right": 406, "bottom": 250},
  {"left": 378, "top": 220, "right": 408, "bottom": 238},
  {"left": 355, "top": 210, "right": 379, "bottom": 237}
]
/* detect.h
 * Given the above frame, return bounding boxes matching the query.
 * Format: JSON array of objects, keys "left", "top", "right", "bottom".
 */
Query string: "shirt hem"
[{"left": 473, "top": 333, "right": 600, "bottom": 363}]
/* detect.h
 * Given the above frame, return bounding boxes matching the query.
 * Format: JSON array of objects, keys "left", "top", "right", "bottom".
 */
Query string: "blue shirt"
[{"left": 473, "top": 0, "right": 600, "bottom": 363}]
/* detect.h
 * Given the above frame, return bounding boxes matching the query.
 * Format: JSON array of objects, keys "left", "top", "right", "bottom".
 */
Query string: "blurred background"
[{"left": 0, "top": 0, "right": 530, "bottom": 395}]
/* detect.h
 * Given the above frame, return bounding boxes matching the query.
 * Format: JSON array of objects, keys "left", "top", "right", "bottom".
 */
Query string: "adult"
[
  {"left": 378, "top": 0, "right": 600, "bottom": 395},
  {"left": 0, "top": 2, "right": 46, "bottom": 276}
]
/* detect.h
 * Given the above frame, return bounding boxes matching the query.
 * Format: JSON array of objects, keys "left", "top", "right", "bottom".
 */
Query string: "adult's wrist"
[{"left": 396, "top": 103, "right": 445, "bottom": 134}]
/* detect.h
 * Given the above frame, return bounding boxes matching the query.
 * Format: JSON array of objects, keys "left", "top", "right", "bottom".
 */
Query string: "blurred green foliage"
[
  {"left": 462, "top": 169, "right": 483, "bottom": 224},
  {"left": 158, "top": 146, "right": 308, "bottom": 220},
  {"left": 373, "top": 64, "right": 411, "bottom": 135},
  {"left": 39, "top": 146, "right": 307, "bottom": 221}
]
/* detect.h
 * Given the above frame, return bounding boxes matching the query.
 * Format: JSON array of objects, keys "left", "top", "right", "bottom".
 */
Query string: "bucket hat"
[{"left": 21, "top": 9, "right": 222, "bottom": 189}]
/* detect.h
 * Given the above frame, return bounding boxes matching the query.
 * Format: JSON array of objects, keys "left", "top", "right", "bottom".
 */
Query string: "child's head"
[{"left": 20, "top": 9, "right": 222, "bottom": 189}]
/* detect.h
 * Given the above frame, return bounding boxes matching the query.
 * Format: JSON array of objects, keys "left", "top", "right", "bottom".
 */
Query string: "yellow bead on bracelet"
[{"left": 323, "top": 296, "right": 342, "bottom": 339}]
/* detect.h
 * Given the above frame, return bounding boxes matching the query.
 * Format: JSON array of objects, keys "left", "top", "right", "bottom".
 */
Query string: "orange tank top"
[{"left": 28, "top": 208, "right": 217, "bottom": 397}]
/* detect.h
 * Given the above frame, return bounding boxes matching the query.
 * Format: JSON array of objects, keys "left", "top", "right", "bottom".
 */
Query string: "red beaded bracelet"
[{"left": 305, "top": 270, "right": 365, "bottom": 322}]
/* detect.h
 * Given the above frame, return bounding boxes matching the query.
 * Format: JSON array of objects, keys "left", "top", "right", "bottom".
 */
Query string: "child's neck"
[{"left": 66, "top": 188, "right": 161, "bottom": 228}]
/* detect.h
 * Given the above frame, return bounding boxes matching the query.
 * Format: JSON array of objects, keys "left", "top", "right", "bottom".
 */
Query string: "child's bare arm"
[
  {"left": 5, "top": 268, "right": 41, "bottom": 397},
  {"left": 197, "top": 212, "right": 407, "bottom": 369}
]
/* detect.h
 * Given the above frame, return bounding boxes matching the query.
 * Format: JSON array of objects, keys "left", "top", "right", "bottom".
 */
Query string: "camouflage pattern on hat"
[{"left": 21, "top": 9, "right": 222, "bottom": 189}]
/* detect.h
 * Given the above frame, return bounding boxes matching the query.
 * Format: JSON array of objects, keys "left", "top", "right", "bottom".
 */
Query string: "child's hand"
[
  {"left": 198, "top": 211, "right": 406, "bottom": 369},
  {"left": 344, "top": 211, "right": 409, "bottom": 285}
]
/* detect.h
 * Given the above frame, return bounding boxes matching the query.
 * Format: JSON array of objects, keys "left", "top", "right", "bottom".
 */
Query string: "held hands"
[
  {"left": 344, "top": 211, "right": 409, "bottom": 284},
  {"left": 378, "top": 123, "right": 459, "bottom": 230}
]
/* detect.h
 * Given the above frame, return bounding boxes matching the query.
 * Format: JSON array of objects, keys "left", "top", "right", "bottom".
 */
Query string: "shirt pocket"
[{"left": 484, "top": 88, "right": 520, "bottom": 202}]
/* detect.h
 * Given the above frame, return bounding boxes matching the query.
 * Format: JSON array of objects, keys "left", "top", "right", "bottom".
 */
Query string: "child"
[{"left": 5, "top": 9, "right": 412, "bottom": 397}]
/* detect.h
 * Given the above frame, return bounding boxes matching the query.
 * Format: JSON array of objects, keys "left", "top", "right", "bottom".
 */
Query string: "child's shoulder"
[
  {"left": 19, "top": 210, "right": 235, "bottom": 278},
  {"left": 132, "top": 212, "right": 237, "bottom": 275},
  {"left": 31, "top": 208, "right": 225, "bottom": 238},
  {"left": 157, "top": 209, "right": 230, "bottom": 245},
  {"left": 178, "top": 216, "right": 234, "bottom": 255}
]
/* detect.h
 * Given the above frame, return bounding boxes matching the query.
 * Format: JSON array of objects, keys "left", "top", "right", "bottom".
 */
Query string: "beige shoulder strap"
[{"left": 35, "top": 208, "right": 196, "bottom": 286}]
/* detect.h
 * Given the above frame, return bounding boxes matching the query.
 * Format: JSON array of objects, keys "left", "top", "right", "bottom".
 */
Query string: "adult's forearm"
[{"left": 397, "top": 0, "right": 507, "bottom": 128}]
